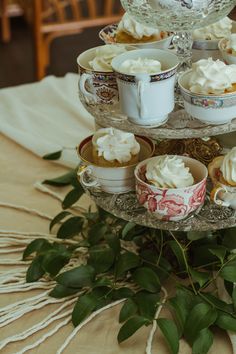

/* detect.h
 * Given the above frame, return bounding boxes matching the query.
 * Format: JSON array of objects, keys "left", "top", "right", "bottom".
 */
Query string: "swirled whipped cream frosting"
[
  {"left": 117, "top": 12, "right": 161, "bottom": 40},
  {"left": 92, "top": 127, "right": 140, "bottom": 163},
  {"left": 188, "top": 58, "right": 236, "bottom": 94},
  {"left": 119, "top": 57, "right": 162, "bottom": 74},
  {"left": 89, "top": 45, "right": 127, "bottom": 72},
  {"left": 227, "top": 34, "right": 236, "bottom": 55},
  {"left": 145, "top": 155, "right": 194, "bottom": 188},
  {"left": 220, "top": 147, "right": 236, "bottom": 185},
  {"left": 192, "top": 17, "right": 232, "bottom": 40}
]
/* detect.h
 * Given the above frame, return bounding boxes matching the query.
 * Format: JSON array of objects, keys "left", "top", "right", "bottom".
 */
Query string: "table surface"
[{"left": 0, "top": 74, "right": 234, "bottom": 354}]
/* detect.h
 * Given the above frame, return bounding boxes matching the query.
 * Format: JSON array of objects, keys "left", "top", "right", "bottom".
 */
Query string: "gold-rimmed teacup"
[{"left": 77, "top": 134, "right": 155, "bottom": 194}]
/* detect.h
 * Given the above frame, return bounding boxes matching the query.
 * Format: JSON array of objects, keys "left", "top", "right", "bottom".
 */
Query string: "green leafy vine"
[{"left": 22, "top": 168, "right": 236, "bottom": 354}]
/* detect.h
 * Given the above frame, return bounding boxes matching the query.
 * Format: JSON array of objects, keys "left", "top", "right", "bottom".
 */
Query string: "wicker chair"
[{"left": 33, "top": 0, "right": 123, "bottom": 80}]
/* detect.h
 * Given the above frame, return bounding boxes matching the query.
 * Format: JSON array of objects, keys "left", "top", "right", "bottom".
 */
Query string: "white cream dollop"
[
  {"left": 145, "top": 155, "right": 194, "bottom": 188},
  {"left": 92, "top": 127, "right": 140, "bottom": 163},
  {"left": 220, "top": 147, "right": 236, "bottom": 185},
  {"left": 188, "top": 58, "right": 236, "bottom": 94},
  {"left": 192, "top": 17, "right": 232, "bottom": 40},
  {"left": 119, "top": 57, "right": 162, "bottom": 74},
  {"left": 89, "top": 45, "right": 127, "bottom": 72},
  {"left": 227, "top": 33, "right": 236, "bottom": 55},
  {"left": 117, "top": 12, "right": 160, "bottom": 40}
]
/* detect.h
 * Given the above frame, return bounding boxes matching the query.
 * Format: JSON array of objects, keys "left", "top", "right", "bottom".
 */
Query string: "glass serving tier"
[
  {"left": 86, "top": 103, "right": 236, "bottom": 140},
  {"left": 82, "top": 182, "right": 236, "bottom": 232}
]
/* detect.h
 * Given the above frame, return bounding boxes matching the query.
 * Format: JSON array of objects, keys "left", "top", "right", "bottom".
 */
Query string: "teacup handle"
[
  {"left": 79, "top": 73, "right": 98, "bottom": 104},
  {"left": 135, "top": 74, "right": 150, "bottom": 119},
  {"left": 77, "top": 165, "right": 100, "bottom": 188},
  {"left": 210, "top": 184, "right": 230, "bottom": 207}
]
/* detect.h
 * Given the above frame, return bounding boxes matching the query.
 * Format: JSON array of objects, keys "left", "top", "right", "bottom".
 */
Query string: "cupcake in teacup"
[
  {"left": 179, "top": 58, "right": 236, "bottom": 125},
  {"left": 77, "top": 127, "right": 154, "bottom": 194},
  {"left": 219, "top": 33, "right": 236, "bottom": 65},
  {"left": 135, "top": 155, "right": 207, "bottom": 221},
  {"left": 192, "top": 16, "right": 233, "bottom": 62},
  {"left": 208, "top": 147, "right": 236, "bottom": 209},
  {"left": 99, "top": 12, "right": 172, "bottom": 49}
]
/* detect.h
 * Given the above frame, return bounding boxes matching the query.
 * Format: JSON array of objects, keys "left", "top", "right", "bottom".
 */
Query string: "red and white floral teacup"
[{"left": 134, "top": 156, "right": 208, "bottom": 221}]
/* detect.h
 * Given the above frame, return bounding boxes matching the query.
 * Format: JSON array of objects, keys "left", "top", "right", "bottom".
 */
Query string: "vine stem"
[{"left": 169, "top": 231, "right": 197, "bottom": 295}]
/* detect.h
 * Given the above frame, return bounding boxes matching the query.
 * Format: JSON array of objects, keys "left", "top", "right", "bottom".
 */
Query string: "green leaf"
[
  {"left": 222, "top": 228, "right": 236, "bottom": 249},
  {"left": 112, "top": 287, "right": 134, "bottom": 300},
  {"left": 134, "top": 291, "right": 160, "bottom": 320},
  {"left": 105, "top": 233, "right": 121, "bottom": 255},
  {"left": 49, "top": 211, "right": 71, "bottom": 232},
  {"left": 62, "top": 188, "right": 83, "bottom": 209},
  {"left": 169, "top": 291, "right": 194, "bottom": 336},
  {"left": 88, "top": 245, "right": 115, "bottom": 273},
  {"left": 88, "top": 222, "right": 108, "bottom": 246},
  {"left": 157, "top": 318, "right": 179, "bottom": 354},
  {"left": 187, "top": 231, "right": 211, "bottom": 241},
  {"left": 115, "top": 252, "right": 141, "bottom": 278},
  {"left": 117, "top": 315, "right": 149, "bottom": 343},
  {"left": 216, "top": 312, "right": 236, "bottom": 331},
  {"left": 49, "top": 284, "right": 80, "bottom": 298},
  {"left": 220, "top": 261, "right": 236, "bottom": 282},
  {"left": 41, "top": 251, "right": 71, "bottom": 276},
  {"left": 43, "top": 170, "right": 77, "bottom": 186},
  {"left": 192, "top": 328, "right": 214, "bottom": 354},
  {"left": 26, "top": 257, "right": 45, "bottom": 282},
  {"left": 201, "top": 293, "right": 233, "bottom": 314},
  {"left": 43, "top": 150, "right": 62, "bottom": 160},
  {"left": 167, "top": 240, "right": 185, "bottom": 270},
  {"left": 132, "top": 267, "right": 160, "bottom": 293},
  {"left": 72, "top": 293, "right": 98, "bottom": 326},
  {"left": 184, "top": 303, "right": 217, "bottom": 345},
  {"left": 121, "top": 222, "right": 137, "bottom": 239},
  {"left": 22, "top": 238, "right": 50, "bottom": 260},
  {"left": 189, "top": 268, "right": 210, "bottom": 288},
  {"left": 57, "top": 216, "right": 84, "bottom": 239},
  {"left": 92, "top": 277, "right": 112, "bottom": 288},
  {"left": 119, "top": 299, "right": 138, "bottom": 323},
  {"left": 56, "top": 265, "right": 95, "bottom": 288},
  {"left": 209, "top": 246, "right": 227, "bottom": 264}
]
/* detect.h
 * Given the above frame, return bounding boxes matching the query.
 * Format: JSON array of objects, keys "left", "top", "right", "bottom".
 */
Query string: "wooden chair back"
[{"left": 33, "top": 0, "right": 123, "bottom": 79}]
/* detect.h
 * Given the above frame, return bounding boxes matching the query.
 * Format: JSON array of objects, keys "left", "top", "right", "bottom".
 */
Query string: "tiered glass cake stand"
[{"left": 78, "top": 0, "right": 236, "bottom": 232}]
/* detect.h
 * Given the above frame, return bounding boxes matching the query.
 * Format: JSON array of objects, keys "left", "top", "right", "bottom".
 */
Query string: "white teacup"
[
  {"left": 211, "top": 183, "right": 236, "bottom": 209},
  {"left": 77, "top": 135, "right": 154, "bottom": 194},
  {"left": 209, "top": 155, "right": 236, "bottom": 209},
  {"left": 111, "top": 49, "right": 179, "bottom": 127}
]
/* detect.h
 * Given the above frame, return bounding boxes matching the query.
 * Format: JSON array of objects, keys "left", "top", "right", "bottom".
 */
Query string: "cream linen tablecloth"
[{"left": 0, "top": 75, "right": 233, "bottom": 353}]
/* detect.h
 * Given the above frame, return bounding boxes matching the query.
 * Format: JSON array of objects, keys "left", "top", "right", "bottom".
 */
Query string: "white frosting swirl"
[
  {"left": 220, "top": 147, "right": 236, "bottom": 185},
  {"left": 227, "top": 33, "right": 236, "bottom": 53},
  {"left": 145, "top": 155, "right": 194, "bottom": 188},
  {"left": 192, "top": 17, "right": 232, "bottom": 40},
  {"left": 92, "top": 127, "right": 140, "bottom": 163},
  {"left": 117, "top": 12, "right": 160, "bottom": 39},
  {"left": 188, "top": 58, "right": 236, "bottom": 94},
  {"left": 119, "top": 57, "right": 162, "bottom": 74},
  {"left": 89, "top": 45, "right": 127, "bottom": 72}
]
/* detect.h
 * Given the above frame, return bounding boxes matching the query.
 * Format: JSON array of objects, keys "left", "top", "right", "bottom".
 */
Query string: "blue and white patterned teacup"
[{"left": 179, "top": 70, "right": 236, "bottom": 125}]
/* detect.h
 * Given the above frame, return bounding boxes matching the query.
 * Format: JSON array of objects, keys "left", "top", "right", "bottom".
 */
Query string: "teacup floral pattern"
[{"left": 135, "top": 163, "right": 207, "bottom": 221}]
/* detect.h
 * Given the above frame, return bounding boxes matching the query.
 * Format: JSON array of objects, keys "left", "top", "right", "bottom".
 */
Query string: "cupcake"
[
  {"left": 145, "top": 155, "right": 194, "bottom": 188},
  {"left": 208, "top": 147, "right": 236, "bottom": 187},
  {"left": 192, "top": 16, "right": 232, "bottom": 41},
  {"left": 92, "top": 127, "right": 140, "bottom": 167},
  {"left": 88, "top": 44, "right": 128, "bottom": 72},
  {"left": 187, "top": 58, "right": 236, "bottom": 94},
  {"left": 115, "top": 12, "right": 168, "bottom": 44}
]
